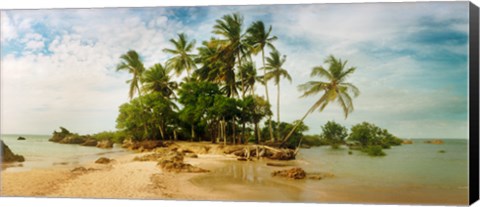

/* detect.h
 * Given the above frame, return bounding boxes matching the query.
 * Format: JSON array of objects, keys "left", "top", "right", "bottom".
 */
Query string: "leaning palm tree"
[
  {"left": 264, "top": 50, "right": 292, "bottom": 140},
  {"left": 245, "top": 20, "right": 277, "bottom": 142},
  {"left": 142, "top": 63, "right": 178, "bottom": 99},
  {"left": 116, "top": 50, "right": 146, "bottom": 100},
  {"left": 280, "top": 55, "right": 360, "bottom": 146},
  {"left": 163, "top": 33, "right": 197, "bottom": 78}
]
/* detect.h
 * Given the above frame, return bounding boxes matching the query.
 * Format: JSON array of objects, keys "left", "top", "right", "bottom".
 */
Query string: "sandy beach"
[
  {"left": 0, "top": 149, "right": 237, "bottom": 200},
  {"left": 0, "top": 141, "right": 469, "bottom": 205}
]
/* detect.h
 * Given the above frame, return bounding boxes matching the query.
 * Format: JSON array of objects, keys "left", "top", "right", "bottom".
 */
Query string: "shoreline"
[{"left": 0, "top": 142, "right": 469, "bottom": 205}]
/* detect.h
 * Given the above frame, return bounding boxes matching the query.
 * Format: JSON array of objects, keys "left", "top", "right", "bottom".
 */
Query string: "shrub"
[
  {"left": 362, "top": 145, "right": 386, "bottom": 157},
  {"left": 321, "top": 121, "right": 348, "bottom": 149}
]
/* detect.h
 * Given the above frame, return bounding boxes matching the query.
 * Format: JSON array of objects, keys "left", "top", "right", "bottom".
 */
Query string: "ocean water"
[
  {"left": 1, "top": 134, "right": 130, "bottom": 172},
  {"left": 192, "top": 139, "right": 469, "bottom": 204}
]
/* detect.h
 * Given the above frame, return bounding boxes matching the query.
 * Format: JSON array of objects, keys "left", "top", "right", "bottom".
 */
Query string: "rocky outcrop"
[
  {"left": 149, "top": 150, "right": 209, "bottom": 173},
  {"left": 49, "top": 127, "right": 72, "bottom": 142},
  {"left": 271, "top": 167, "right": 306, "bottom": 179},
  {"left": 1, "top": 140, "right": 25, "bottom": 162},
  {"left": 271, "top": 167, "right": 334, "bottom": 180},
  {"left": 95, "top": 157, "right": 113, "bottom": 164},
  {"left": 59, "top": 135, "right": 87, "bottom": 144},
  {"left": 17, "top": 137, "right": 26, "bottom": 141},
  {"left": 226, "top": 145, "right": 296, "bottom": 160},
  {"left": 122, "top": 139, "right": 164, "bottom": 151},
  {"left": 96, "top": 140, "right": 114, "bottom": 149},
  {"left": 81, "top": 138, "right": 98, "bottom": 147},
  {"left": 424, "top": 139, "right": 444, "bottom": 144}
]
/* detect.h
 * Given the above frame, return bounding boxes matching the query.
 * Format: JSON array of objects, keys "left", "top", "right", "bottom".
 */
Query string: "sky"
[{"left": 0, "top": 2, "right": 470, "bottom": 138}]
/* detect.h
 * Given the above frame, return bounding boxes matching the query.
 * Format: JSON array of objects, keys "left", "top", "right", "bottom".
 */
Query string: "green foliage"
[
  {"left": 361, "top": 145, "right": 386, "bottom": 157},
  {"left": 93, "top": 131, "right": 128, "bottom": 144},
  {"left": 321, "top": 121, "right": 348, "bottom": 149},
  {"left": 116, "top": 92, "right": 178, "bottom": 141},
  {"left": 301, "top": 135, "right": 326, "bottom": 147},
  {"left": 262, "top": 120, "right": 308, "bottom": 148},
  {"left": 348, "top": 122, "right": 402, "bottom": 156}
]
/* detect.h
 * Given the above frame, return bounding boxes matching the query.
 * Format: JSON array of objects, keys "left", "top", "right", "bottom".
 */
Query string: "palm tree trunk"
[
  {"left": 232, "top": 117, "right": 236, "bottom": 144},
  {"left": 277, "top": 82, "right": 281, "bottom": 141},
  {"left": 223, "top": 117, "right": 227, "bottom": 146},
  {"left": 262, "top": 49, "right": 274, "bottom": 142},
  {"left": 241, "top": 123, "right": 245, "bottom": 144},
  {"left": 280, "top": 104, "right": 315, "bottom": 147},
  {"left": 238, "top": 54, "right": 246, "bottom": 99},
  {"left": 254, "top": 122, "right": 259, "bottom": 144},
  {"left": 191, "top": 123, "right": 195, "bottom": 142}
]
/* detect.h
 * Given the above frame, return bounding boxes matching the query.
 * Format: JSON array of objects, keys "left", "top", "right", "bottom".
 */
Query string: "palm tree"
[
  {"left": 116, "top": 50, "right": 147, "bottom": 138},
  {"left": 245, "top": 20, "right": 277, "bottom": 142},
  {"left": 264, "top": 50, "right": 292, "bottom": 140},
  {"left": 213, "top": 13, "right": 248, "bottom": 98},
  {"left": 163, "top": 33, "right": 197, "bottom": 78},
  {"left": 142, "top": 63, "right": 178, "bottom": 99},
  {"left": 280, "top": 55, "right": 360, "bottom": 146},
  {"left": 116, "top": 50, "right": 146, "bottom": 100}
]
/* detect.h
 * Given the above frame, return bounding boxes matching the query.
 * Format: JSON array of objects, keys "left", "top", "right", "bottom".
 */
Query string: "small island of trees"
[{"left": 51, "top": 12, "right": 404, "bottom": 157}]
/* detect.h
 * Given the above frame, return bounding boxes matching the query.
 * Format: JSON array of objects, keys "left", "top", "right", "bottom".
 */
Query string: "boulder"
[
  {"left": 133, "top": 153, "right": 165, "bottom": 162},
  {"left": 122, "top": 140, "right": 163, "bottom": 151},
  {"left": 185, "top": 153, "right": 198, "bottom": 158},
  {"left": 17, "top": 136, "right": 26, "bottom": 141},
  {"left": 49, "top": 127, "right": 73, "bottom": 142},
  {"left": 271, "top": 167, "right": 306, "bottom": 179},
  {"left": 82, "top": 138, "right": 98, "bottom": 147},
  {"left": 269, "top": 150, "right": 296, "bottom": 160},
  {"left": 96, "top": 140, "right": 114, "bottom": 149},
  {"left": 95, "top": 157, "right": 113, "bottom": 164},
  {"left": 424, "top": 139, "right": 444, "bottom": 144},
  {"left": 156, "top": 151, "right": 208, "bottom": 173},
  {"left": 59, "top": 135, "right": 87, "bottom": 144},
  {"left": 1, "top": 140, "right": 25, "bottom": 162}
]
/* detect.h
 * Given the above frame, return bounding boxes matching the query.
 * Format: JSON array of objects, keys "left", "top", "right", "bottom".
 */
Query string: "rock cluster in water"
[
  {"left": 1, "top": 140, "right": 25, "bottom": 163},
  {"left": 424, "top": 139, "right": 444, "bottom": 144},
  {"left": 49, "top": 127, "right": 113, "bottom": 149},
  {"left": 271, "top": 167, "right": 335, "bottom": 180}
]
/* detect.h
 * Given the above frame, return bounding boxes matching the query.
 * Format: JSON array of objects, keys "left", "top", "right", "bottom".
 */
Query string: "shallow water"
[
  {"left": 191, "top": 139, "right": 469, "bottom": 205},
  {"left": 1, "top": 134, "right": 130, "bottom": 172}
]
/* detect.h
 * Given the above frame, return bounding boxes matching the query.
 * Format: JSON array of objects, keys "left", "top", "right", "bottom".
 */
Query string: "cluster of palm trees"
[{"left": 115, "top": 12, "right": 360, "bottom": 147}]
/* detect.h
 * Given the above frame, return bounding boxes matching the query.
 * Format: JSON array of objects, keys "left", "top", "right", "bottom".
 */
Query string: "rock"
[
  {"left": 17, "top": 136, "right": 26, "bottom": 141},
  {"left": 307, "top": 172, "right": 335, "bottom": 180},
  {"left": 122, "top": 140, "right": 164, "bottom": 151},
  {"left": 133, "top": 153, "right": 165, "bottom": 162},
  {"left": 271, "top": 167, "right": 306, "bottom": 179},
  {"left": 82, "top": 138, "right": 98, "bottom": 147},
  {"left": 49, "top": 127, "right": 73, "bottom": 142},
  {"left": 156, "top": 151, "right": 208, "bottom": 173},
  {"left": 237, "top": 157, "right": 248, "bottom": 161},
  {"left": 185, "top": 153, "right": 198, "bottom": 158},
  {"left": 424, "top": 139, "right": 444, "bottom": 144},
  {"left": 96, "top": 140, "right": 114, "bottom": 149},
  {"left": 60, "top": 135, "right": 87, "bottom": 144},
  {"left": 402, "top": 139, "right": 413, "bottom": 144},
  {"left": 1, "top": 140, "right": 25, "bottom": 162},
  {"left": 269, "top": 150, "right": 296, "bottom": 160},
  {"left": 266, "top": 162, "right": 290, "bottom": 167},
  {"left": 95, "top": 157, "right": 113, "bottom": 164}
]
